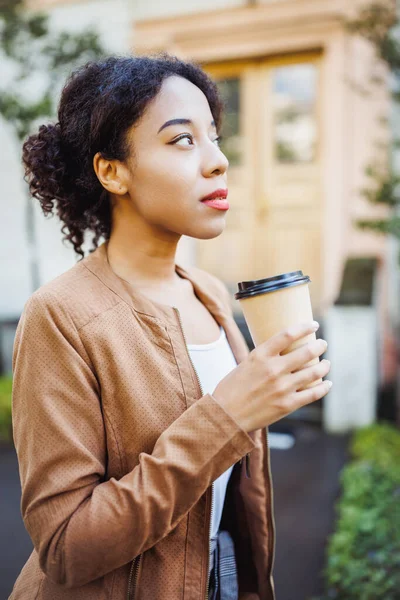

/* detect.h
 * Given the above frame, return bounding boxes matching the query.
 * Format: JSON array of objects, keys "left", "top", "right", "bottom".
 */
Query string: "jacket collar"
[
  {"left": 81, "top": 241, "right": 230, "bottom": 326},
  {"left": 82, "top": 240, "right": 250, "bottom": 371}
]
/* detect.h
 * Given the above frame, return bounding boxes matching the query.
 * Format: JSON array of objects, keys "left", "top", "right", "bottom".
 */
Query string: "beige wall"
[
  {"left": 26, "top": 0, "right": 288, "bottom": 12},
  {"left": 320, "top": 30, "right": 391, "bottom": 314},
  {"left": 21, "top": 0, "right": 395, "bottom": 323},
  {"left": 132, "top": 0, "right": 347, "bottom": 60},
  {"left": 344, "top": 34, "right": 391, "bottom": 345},
  {"left": 133, "top": 0, "right": 245, "bottom": 21},
  {"left": 133, "top": 0, "right": 392, "bottom": 320},
  {"left": 345, "top": 36, "right": 391, "bottom": 259},
  {"left": 0, "top": 0, "right": 132, "bottom": 318}
]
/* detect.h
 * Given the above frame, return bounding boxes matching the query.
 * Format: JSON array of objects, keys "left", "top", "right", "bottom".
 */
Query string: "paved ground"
[
  {"left": 268, "top": 421, "right": 350, "bottom": 600},
  {"left": 0, "top": 423, "right": 350, "bottom": 600},
  {"left": 0, "top": 441, "right": 32, "bottom": 600}
]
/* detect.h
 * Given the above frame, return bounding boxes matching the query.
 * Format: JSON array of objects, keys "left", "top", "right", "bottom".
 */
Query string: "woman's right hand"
[{"left": 212, "top": 322, "right": 331, "bottom": 433}]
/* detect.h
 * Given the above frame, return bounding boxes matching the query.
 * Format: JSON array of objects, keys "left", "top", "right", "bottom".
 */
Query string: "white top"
[{"left": 187, "top": 325, "right": 238, "bottom": 573}]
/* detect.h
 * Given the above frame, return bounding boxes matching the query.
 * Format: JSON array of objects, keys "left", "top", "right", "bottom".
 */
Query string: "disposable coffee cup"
[{"left": 235, "top": 271, "right": 323, "bottom": 390}]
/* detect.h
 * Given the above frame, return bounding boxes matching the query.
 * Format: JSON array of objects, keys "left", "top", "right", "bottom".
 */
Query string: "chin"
[{"left": 189, "top": 220, "right": 226, "bottom": 240}]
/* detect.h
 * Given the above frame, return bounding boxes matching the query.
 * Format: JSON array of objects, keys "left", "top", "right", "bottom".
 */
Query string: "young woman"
[{"left": 10, "top": 54, "right": 331, "bottom": 600}]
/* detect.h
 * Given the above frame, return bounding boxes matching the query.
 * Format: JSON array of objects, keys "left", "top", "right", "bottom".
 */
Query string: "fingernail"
[
  {"left": 312, "top": 321, "right": 320, "bottom": 330},
  {"left": 326, "top": 380, "right": 333, "bottom": 388}
]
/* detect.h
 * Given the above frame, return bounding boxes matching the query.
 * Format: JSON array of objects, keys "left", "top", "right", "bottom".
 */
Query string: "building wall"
[
  {"left": 0, "top": 121, "right": 32, "bottom": 319},
  {"left": 345, "top": 35, "right": 391, "bottom": 260},
  {"left": 133, "top": 0, "right": 244, "bottom": 21},
  {"left": 1, "top": 0, "right": 395, "bottom": 322},
  {"left": 132, "top": 0, "right": 392, "bottom": 319},
  {"left": 0, "top": 0, "right": 132, "bottom": 318},
  {"left": 345, "top": 34, "right": 392, "bottom": 381},
  {"left": 388, "top": 22, "right": 400, "bottom": 333},
  {"left": 44, "top": 0, "right": 133, "bottom": 53}
]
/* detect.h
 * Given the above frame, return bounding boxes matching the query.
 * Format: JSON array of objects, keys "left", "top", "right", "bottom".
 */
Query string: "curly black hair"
[{"left": 22, "top": 53, "right": 225, "bottom": 259}]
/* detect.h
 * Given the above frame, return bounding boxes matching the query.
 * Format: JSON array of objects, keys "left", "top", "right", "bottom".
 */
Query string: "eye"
[
  {"left": 214, "top": 135, "right": 223, "bottom": 146},
  {"left": 171, "top": 134, "right": 194, "bottom": 146}
]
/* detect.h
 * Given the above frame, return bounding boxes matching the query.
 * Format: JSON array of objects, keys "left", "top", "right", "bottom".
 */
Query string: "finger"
[
  {"left": 291, "top": 358, "right": 330, "bottom": 391},
  {"left": 282, "top": 337, "right": 328, "bottom": 374},
  {"left": 260, "top": 321, "right": 319, "bottom": 357},
  {"left": 291, "top": 379, "right": 333, "bottom": 411}
]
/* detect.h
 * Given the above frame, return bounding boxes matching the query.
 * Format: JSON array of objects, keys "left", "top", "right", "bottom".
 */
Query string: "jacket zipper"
[
  {"left": 173, "top": 307, "right": 214, "bottom": 600},
  {"left": 127, "top": 553, "right": 142, "bottom": 600},
  {"left": 265, "top": 426, "right": 277, "bottom": 598},
  {"left": 205, "top": 484, "right": 215, "bottom": 600}
]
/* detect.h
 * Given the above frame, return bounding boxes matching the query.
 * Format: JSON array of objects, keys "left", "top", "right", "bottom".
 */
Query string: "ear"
[{"left": 93, "top": 152, "right": 128, "bottom": 196}]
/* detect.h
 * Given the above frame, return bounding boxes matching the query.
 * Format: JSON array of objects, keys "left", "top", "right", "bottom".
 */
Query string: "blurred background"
[{"left": 1, "top": 0, "right": 400, "bottom": 599}]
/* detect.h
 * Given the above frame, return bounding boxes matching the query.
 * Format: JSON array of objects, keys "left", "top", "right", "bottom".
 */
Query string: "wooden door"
[
  {"left": 255, "top": 53, "right": 323, "bottom": 309},
  {"left": 195, "top": 61, "right": 259, "bottom": 289},
  {"left": 198, "top": 53, "right": 323, "bottom": 312}
]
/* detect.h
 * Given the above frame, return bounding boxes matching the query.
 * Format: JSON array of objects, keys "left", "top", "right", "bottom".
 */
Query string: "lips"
[
  {"left": 201, "top": 198, "right": 230, "bottom": 211},
  {"left": 200, "top": 188, "right": 228, "bottom": 202}
]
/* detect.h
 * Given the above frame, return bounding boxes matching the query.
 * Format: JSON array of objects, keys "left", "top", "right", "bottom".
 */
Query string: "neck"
[{"left": 106, "top": 212, "right": 182, "bottom": 289}]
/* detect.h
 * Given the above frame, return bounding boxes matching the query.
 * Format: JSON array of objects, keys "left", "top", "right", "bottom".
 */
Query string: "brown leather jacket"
[{"left": 10, "top": 241, "right": 276, "bottom": 600}]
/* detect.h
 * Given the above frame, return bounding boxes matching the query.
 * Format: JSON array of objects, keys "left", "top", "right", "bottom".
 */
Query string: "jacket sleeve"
[{"left": 11, "top": 290, "right": 255, "bottom": 589}]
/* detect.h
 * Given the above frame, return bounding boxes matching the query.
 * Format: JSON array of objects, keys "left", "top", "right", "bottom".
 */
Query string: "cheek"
[{"left": 132, "top": 154, "right": 196, "bottom": 202}]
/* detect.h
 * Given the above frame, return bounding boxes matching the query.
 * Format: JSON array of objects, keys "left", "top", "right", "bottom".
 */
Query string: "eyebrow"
[{"left": 157, "top": 118, "right": 216, "bottom": 134}]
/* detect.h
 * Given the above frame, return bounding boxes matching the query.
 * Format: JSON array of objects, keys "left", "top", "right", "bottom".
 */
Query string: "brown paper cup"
[{"left": 235, "top": 271, "right": 322, "bottom": 390}]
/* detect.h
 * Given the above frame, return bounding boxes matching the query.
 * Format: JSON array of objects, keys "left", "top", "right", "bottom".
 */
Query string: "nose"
[{"left": 202, "top": 138, "right": 229, "bottom": 178}]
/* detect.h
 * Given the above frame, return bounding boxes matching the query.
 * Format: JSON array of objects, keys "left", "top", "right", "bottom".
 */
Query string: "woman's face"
[{"left": 118, "top": 75, "right": 230, "bottom": 240}]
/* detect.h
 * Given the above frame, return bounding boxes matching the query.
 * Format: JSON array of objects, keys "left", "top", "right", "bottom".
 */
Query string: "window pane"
[
  {"left": 272, "top": 63, "right": 318, "bottom": 164},
  {"left": 215, "top": 77, "right": 242, "bottom": 166}
]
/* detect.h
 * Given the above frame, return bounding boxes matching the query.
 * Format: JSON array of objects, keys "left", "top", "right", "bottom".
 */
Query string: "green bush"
[
  {"left": 0, "top": 375, "right": 13, "bottom": 443},
  {"left": 351, "top": 422, "right": 400, "bottom": 469},
  {"left": 311, "top": 422, "right": 400, "bottom": 600}
]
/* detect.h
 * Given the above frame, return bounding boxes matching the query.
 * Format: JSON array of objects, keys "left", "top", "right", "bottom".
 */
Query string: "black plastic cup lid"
[{"left": 235, "top": 270, "right": 311, "bottom": 300}]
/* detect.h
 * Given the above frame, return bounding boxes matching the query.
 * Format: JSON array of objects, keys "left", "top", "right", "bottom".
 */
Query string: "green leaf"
[
  {"left": 0, "top": 0, "right": 106, "bottom": 139},
  {"left": 0, "top": 375, "right": 12, "bottom": 443},
  {"left": 316, "top": 423, "right": 400, "bottom": 600}
]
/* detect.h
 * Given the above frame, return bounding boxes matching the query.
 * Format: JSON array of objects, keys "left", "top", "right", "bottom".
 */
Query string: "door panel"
[
  {"left": 196, "top": 63, "right": 258, "bottom": 283},
  {"left": 199, "top": 54, "right": 323, "bottom": 311}
]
